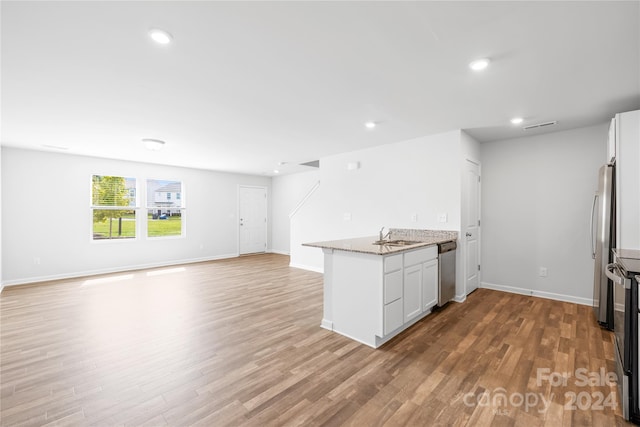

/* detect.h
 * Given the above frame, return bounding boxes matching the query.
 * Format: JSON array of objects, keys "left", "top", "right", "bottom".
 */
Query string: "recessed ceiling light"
[
  {"left": 364, "top": 121, "right": 376, "bottom": 129},
  {"left": 148, "top": 29, "right": 173, "bottom": 45},
  {"left": 142, "top": 138, "right": 166, "bottom": 151},
  {"left": 273, "top": 169, "right": 280, "bottom": 174},
  {"left": 469, "top": 58, "right": 490, "bottom": 71},
  {"left": 510, "top": 117, "right": 524, "bottom": 125}
]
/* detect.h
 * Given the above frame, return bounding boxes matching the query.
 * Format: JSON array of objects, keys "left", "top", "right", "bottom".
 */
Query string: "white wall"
[
  {"left": 290, "top": 130, "right": 464, "bottom": 272},
  {"left": 0, "top": 146, "right": 3, "bottom": 292},
  {"left": 461, "top": 130, "right": 481, "bottom": 166},
  {"left": 480, "top": 123, "right": 608, "bottom": 304},
  {"left": 271, "top": 169, "right": 320, "bottom": 255},
  {"left": 1, "top": 147, "right": 271, "bottom": 285}
]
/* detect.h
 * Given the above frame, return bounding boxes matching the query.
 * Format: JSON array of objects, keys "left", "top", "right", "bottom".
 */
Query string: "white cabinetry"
[
  {"left": 422, "top": 259, "right": 438, "bottom": 311},
  {"left": 403, "top": 264, "right": 423, "bottom": 322},
  {"left": 321, "top": 245, "right": 439, "bottom": 348},
  {"left": 607, "top": 117, "right": 616, "bottom": 163},
  {"left": 383, "top": 298, "right": 403, "bottom": 336},
  {"left": 615, "top": 110, "right": 640, "bottom": 250},
  {"left": 383, "top": 254, "right": 403, "bottom": 335},
  {"left": 403, "top": 246, "right": 438, "bottom": 323}
]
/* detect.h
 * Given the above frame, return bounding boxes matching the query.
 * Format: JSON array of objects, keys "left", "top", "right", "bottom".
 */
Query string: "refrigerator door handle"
[{"left": 590, "top": 194, "right": 598, "bottom": 259}]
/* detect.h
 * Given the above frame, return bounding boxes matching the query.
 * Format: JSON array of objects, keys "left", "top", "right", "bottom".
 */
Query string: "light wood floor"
[{"left": 0, "top": 254, "right": 632, "bottom": 426}]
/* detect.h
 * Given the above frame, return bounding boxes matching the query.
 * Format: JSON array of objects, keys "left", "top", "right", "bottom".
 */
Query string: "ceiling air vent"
[
  {"left": 300, "top": 160, "right": 320, "bottom": 168},
  {"left": 523, "top": 121, "right": 558, "bottom": 131}
]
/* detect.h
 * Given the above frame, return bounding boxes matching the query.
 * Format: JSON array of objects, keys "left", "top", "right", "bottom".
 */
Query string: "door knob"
[{"left": 466, "top": 232, "right": 472, "bottom": 237}]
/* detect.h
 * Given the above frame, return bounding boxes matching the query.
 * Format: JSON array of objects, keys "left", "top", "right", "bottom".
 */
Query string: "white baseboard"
[
  {"left": 320, "top": 319, "right": 333, "bottom": 330},
  {"left": 454, "top": 294, "right": 467, "bottom": 303},
  {"left": 289, "top": 263, "right": 324, "bottom": 274},
  {"left": 1, "top": 253, "right": 239, "bottom": 289},
  {"left": 269, "top": 249, "right": 290, "bottom": 256},
  {"left": 480, "top": 281, "right": 593, "bottom": 306}
]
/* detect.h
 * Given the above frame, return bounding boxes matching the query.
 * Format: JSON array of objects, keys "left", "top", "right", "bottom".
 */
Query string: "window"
[
  {"left": 146, "top": 179, "right": 184, "bottom": 237},
  {"left": 91, "top": 175, "right": 137, "bottom": 240}
]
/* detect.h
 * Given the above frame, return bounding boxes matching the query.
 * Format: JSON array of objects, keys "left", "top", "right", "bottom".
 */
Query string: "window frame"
[
  {"left": 145, "top": 178, "right": 186, "bottom": 240},
  {"left": 90, "top": 174, "right": 140, "bottom": 243}
]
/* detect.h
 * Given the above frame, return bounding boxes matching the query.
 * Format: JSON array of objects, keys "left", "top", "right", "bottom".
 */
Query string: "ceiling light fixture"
[
  {"left": 148, "top": 29, "right": 173, "bottom": 45},
  {"left": 273, "top": 169, "right": 280, "bottom": 174},
  {"left": 364, "top": 121, "right": 376, "bottom": 129},
  {"left": 469, "top": 58, "right": 490, "bottom": 71},
  {"left": 510, "top": 117, "right": 524, "bottom": 125},
  {"left": 142, "top": 138, "right": 166, "bottom": 151}
]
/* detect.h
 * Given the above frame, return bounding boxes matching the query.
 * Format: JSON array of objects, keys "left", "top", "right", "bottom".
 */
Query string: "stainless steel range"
[{"left": 606, "top": 249, "right": 640, "bottom": 423}]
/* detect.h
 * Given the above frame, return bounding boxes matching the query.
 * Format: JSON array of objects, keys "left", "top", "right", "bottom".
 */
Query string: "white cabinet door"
[
  {"left": 403, "top": 264, "right": 422, "bottom": 322},
  {"left": 422, "top": 259, "right": 438, "bottom": 311},
  {"left": 384, "top": 270, "right": 402, "bottom": 304},
  {"left": 384, "top": 299, "right": 403, "bottom": 335}
]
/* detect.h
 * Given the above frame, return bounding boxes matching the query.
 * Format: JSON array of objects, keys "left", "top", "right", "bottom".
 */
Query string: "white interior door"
[
  {"left": 239, "top": 186, "right": 267, "bottom": 255},
  {"left": 464, "top": 160, "right": 481, "bottom": 294}
]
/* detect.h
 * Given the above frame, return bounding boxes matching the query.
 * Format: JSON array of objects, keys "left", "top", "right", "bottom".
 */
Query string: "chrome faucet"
[{"left": 379, "top": 227, "right": 391, "bottom": 242}]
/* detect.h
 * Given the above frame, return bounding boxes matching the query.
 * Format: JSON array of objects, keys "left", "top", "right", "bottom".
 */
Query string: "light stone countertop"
[
  {"left": 303, "top": 233, "right": 457, "bottom": 256},
  {"left": 613, "top": 249, "right": 640, "bottom": 274}
]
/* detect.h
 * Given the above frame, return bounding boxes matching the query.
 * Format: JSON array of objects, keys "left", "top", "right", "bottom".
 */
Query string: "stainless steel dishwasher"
[{"left": 437, "top": 241, "right": 457, "bottom": 307}]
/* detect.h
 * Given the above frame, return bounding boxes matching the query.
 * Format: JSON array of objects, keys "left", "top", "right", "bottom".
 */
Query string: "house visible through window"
[
  {"left": 91, "top": 175, "right": 137, "bottom": 240},
  {"left": 146, "top": 179, "right": 184, "bottom": 237}
]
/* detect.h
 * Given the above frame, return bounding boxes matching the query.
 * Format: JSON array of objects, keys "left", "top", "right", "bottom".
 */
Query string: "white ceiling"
[{"left": 2, "top": 1, "right": 639, "bottom": 176}]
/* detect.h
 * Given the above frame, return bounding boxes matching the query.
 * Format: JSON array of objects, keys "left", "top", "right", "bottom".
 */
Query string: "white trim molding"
[
  {"left": 320, "top": 319, "right": 333, "bottom": 330},
  {"left": 1, "top": 253, "right": 239, "bottom": 288},
  {"left": 289, "top": 180, "right": 320, "bottom": 219},
  {"left": 289, "top": 263, "right": 324, "bottom": 274},
  {"left": 269, "top": 249, "right": 290, "bottom": 256},
  {"left": 481, "top": 281, "right": 592, "bottom": 306},
  {"left": 454, "top": 294, "right": 467, "bottom": 303}
]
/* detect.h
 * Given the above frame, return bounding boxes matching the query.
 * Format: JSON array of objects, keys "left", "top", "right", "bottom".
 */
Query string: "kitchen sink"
[{"left": 373, "top": 239, "right": 421, "bottom": 246}]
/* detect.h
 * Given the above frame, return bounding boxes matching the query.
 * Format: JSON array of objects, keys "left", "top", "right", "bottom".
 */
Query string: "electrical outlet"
[
  {"left": 438, "top": 213, "right": 448, "bottom": 223},
  {"left": 34, "top": 257, "right": 41, "bottom": 265},
  {"left": 539, "top": 267, "right": 548, "bottom": 277},
  {"left": 411, "top": 213, "right": 418, "bottom": 222},
  {"left": 343, "top": 212, "right": 352, "bottom": 221}
]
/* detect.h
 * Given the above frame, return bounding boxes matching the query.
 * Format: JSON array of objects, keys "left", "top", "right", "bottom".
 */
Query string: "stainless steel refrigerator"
[{"left": 591, "top": 163, "right": 615, "bottom": 329}]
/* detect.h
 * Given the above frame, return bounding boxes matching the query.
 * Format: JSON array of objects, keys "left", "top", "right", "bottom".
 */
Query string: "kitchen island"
[{"left": 304, "top": 229, "right": 457, "bottom": 348}]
